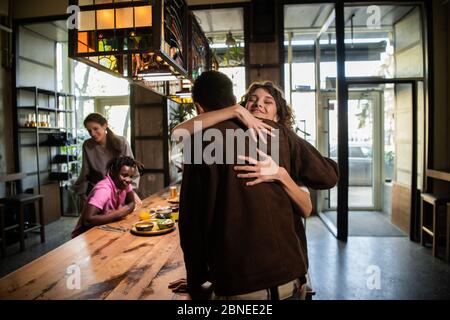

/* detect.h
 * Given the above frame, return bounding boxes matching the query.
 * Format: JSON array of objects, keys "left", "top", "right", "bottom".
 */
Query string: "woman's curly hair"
[{"left": 241, "top": 81, "right": 295, "bottom": 129}]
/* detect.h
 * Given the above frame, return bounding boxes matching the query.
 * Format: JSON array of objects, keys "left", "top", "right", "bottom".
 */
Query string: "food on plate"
[
  {"left": 157, "top": 219, "right": 175, "bottom": 230},
  {"left": 135, "top": 222, "right": 154, "bottom": 232}
]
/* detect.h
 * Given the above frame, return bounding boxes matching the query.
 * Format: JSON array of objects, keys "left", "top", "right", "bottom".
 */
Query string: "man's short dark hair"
[{"left": 192, "top": 71, "right": 236, "bottom": 111}]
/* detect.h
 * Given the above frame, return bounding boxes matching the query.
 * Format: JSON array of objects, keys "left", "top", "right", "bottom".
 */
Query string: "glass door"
[
  {"left": 285, "top": 1, "right": 427, "bottom": 240},
  {"left": 322, "top": 91, "right": 382, "bottom": 210}
]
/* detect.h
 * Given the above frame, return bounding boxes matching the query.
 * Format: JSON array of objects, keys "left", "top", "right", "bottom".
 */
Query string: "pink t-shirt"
[
  {"left": 72, "top": 175, "right": 132, "bottom": 238},
  {"left": 88, "top": 175, "right": 133, "bottom": 212}
]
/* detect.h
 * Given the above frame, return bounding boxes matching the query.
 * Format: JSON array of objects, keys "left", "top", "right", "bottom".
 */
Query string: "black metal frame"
[
  {"left": 12, "top": 15, "right": 80, "bottom": 217},
  {"left": 69, "top": 0, "right": 189, "bottom": 80},
  {"left": 345, "top": 77, "right": 423, "bottom": 242},
  {"left": 12, "top": 13, "right": 74, "bottom": 185},
  {"left": 280, "top": 0, "right": 431, "bottom": 242}
]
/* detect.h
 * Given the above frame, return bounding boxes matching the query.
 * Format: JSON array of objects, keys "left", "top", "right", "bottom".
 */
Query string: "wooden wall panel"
[
  {"left": 249, "top": 68, "right": 280, "bottom": 86},
  {"left": 391, "top": 182, "right": 411, "bottom": 233},
  {"left": 249, "top": 42, "right": 279, "bottom": 65},
  {"left": 134, "top": 108, "right": 164, "bottom": 137},
  {"left": 33, "top": 183, "right": 61, "bottom": 225},
  {"left": 138, "top": 173, "right": 165, "bottom": 199},
  {"left": 135, "top": 140, "right": 165, "bottom": 170}
]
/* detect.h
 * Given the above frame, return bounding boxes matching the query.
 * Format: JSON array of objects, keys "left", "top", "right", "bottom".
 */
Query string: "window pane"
[
  {"left": 344, "top": 5, "right": 424, "bottom": 78},
  {"left": 135, "top": 6, "right": 152, "bottom": 28},
  {"left": 79, "top": 0, "right": 93, "bottom": 6},
  {"left": 79, "top": 11, "right": 95, "bottom": 31},
  {"left": 116, "top": 7, "right": 134, "bottom": 29},
  {"left": 97, "top": 9, "right": 115, "bottom": 30}
]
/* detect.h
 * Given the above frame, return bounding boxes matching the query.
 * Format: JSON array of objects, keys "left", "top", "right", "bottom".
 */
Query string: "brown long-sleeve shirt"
[{"left": 179, "top": 119, "right": 338, "bottom": 296}]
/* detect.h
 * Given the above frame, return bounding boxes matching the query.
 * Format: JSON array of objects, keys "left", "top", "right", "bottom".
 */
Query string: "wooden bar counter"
[{"left": 0, "top": 187, "right": 188, "bottom": 300}]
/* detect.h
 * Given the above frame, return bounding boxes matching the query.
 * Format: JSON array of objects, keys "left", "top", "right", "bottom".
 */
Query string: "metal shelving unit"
[{"left": 14, "top": 86, "right": 79, "bottom": 216}]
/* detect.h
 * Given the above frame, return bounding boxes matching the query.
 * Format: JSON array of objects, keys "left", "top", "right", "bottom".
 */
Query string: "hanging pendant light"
[{"left": 71, "top": 0, "right": 187, "bottom": 81}]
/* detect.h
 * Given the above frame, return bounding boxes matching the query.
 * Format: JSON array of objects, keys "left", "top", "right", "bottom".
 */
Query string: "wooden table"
[{"left": 0, "top": 188, "right": 188, "bottom": 300}]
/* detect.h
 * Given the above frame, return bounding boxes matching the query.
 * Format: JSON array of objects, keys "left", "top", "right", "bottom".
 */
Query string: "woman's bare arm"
[
  {"left": 172, "top": 105, "right": 274, "bottom": 142},
  {"left": 277, "top": 169, "right": 312, "bottom": 217},
  {"left": 235, "top": 150, "right": 312, "bottom": 218},
  {"left": 173, "top": 105, "right": 238, "bottom": 135}
]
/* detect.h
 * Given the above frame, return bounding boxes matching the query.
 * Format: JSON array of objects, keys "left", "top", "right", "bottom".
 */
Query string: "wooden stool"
[
  {"left": 0, "top": 194, "right": 45, "bottom": 252},
  {"left": 0, "top": 204, "right": 5, "bottom": 258},
  {"left": 420, "top": 193, "right": 450, "bottom": 260}
]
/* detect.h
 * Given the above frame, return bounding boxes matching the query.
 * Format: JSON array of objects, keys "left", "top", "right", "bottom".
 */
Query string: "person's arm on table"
[
  {"left": 82, "top": 202, "right": 134, "bottom": 227},
  {"left": 82, "top": 189, "right": 135, "bottom": 227}
]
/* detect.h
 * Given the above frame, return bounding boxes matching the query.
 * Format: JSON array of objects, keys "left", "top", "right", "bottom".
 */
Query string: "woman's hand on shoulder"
[{"left": 232, "top": 105, "right": 275, "bottom": 143}]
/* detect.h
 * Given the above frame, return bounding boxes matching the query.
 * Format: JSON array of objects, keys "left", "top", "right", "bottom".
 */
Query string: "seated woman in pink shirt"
[{"left": 72, "top": 156, "right": 144, "bottom": 238}]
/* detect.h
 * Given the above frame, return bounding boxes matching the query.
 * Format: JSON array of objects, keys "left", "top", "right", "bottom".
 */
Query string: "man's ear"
[{"left": 195, "top": 103, "right": 206, "bottom": 114}]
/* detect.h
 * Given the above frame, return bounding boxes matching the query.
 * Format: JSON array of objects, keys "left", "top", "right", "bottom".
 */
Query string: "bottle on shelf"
[
  {"left": 24, "top": 114, "right": 29, "bottom": 127},
  {"left": 30, "top": 114, "right": 37, "bottom": 127},
  {"left": 38, "top": 114, "right": 44, "bottom": 127}
]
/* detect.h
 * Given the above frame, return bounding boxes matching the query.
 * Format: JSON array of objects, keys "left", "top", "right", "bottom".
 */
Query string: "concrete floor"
[
  {"left": 322, "top": 211, "right": 405, "bottom": 236},
  {"left": 305, "top": 217, "right": 450, "bottom": 299},
  {"left": 1, "top": 215, "right": 450, "bottom": 299}
]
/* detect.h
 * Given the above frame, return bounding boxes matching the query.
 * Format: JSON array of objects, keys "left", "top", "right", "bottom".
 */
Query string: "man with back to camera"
[{"left": 175, "top": 70, "right": 337, "bottom": 300}]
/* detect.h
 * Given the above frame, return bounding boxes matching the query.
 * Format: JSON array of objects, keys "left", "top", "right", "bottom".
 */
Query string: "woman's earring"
[{"left": 105, "top": 130, "right": 108, "bottom": 135}]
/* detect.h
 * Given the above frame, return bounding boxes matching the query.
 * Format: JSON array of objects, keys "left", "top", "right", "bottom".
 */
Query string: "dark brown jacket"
[{"left": 179, "top": 119, "right": 338, "bottom": 296}]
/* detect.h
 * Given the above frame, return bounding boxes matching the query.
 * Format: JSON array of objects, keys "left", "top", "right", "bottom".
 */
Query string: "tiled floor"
[{"left": 1, "top": 215, "right": 450, "bottom": 299}]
